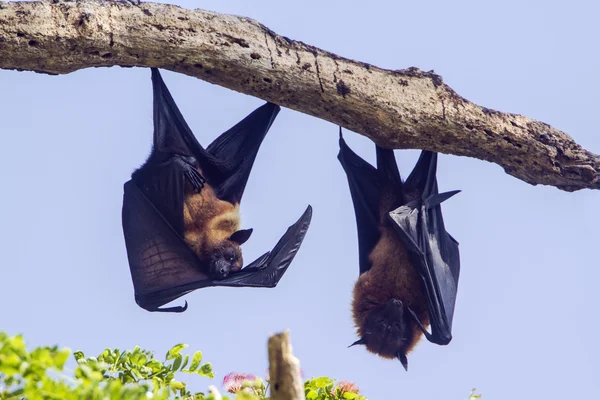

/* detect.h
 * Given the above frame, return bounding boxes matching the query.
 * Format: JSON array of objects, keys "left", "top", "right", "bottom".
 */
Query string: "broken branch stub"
[
  {"left": 268, "top": 330, "right": 304, "bottom": 400},
  {"left": 0, "top": 0, "right": 598, "bottom": 191}
]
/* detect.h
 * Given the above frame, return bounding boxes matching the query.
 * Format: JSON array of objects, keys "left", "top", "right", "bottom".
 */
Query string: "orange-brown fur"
[
  {"left": 352, "top": 186, "right": 430, "bottom": 359},
  {"left": 182, "top": 171, "right": 244, "bottom": 271}
]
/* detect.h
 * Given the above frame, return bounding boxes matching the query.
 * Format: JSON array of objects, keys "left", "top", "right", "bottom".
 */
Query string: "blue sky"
[{"left": 1, "top": 0, "right": 599, "bottom": 398}]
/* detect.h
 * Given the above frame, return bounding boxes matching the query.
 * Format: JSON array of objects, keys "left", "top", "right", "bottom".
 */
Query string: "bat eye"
[{"left": 229, "top": 254, "right": 235, "bottom": 262}]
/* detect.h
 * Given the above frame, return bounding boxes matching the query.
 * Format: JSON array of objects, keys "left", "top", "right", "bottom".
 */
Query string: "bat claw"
[{"left": 185, "top": 167, "right": 206, "bottom": 193}]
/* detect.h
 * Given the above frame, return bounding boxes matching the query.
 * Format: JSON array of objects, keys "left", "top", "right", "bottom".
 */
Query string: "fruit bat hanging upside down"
[
  {"left": 121, "top": 68, "right": 312, "bottom": 313},
  {"left": 337, "top": 129, "right": 461, "bottom": 370}
]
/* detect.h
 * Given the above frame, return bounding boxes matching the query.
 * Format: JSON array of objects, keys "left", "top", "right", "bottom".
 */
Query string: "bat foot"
[
  {"left": 174, "top": 155, "right": 206, "bottom": 192},
  {"left": 185, "top": 168, "right": 206, "bottom": 192}
]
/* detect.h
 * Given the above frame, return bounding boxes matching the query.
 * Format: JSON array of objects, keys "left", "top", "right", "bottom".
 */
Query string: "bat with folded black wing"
[
  {"left": 122, "top": 68, "right": 312, "bottom": 313},
  {"left": 338, "top": 128, "right": 460, "bottom": 370}
]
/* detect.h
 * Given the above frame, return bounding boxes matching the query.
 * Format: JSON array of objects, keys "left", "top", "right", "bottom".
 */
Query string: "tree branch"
[
  {"left": 268, "top": 330, "right": 304, "bottom": 400},
  {"left": 1, "top": 0, "right": 598, "bottom": 191}
]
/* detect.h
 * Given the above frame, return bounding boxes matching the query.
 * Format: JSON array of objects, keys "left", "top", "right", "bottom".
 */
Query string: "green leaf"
[
  {"left": 343, "top": 392, "right": 358, "bottom": 399},
  {"left": 9, "top": 335, "right": 26, "bottom": 351},
  {"left": 73, "top": 350, "right": 85, "bottom": 362},
  {"left": 137, "top": 353, "right": 148, "bottom": 367},
  {"left": 313, "top": 377, "right": 333, "bottom": 389},
  {"left": 180, "top": 354, "right": 189, "bottom": 370},
  {"left": 167, "top": 343, "right": 188, "bottom": 360},
  {"left": 306, "top": 389, "right": 319, "bottom": 400},
  {"left": 147, "top": 359, "right": 163, "bottom": 373},
  {"left": 198, "top": 362, "right": 214, "bottom": 378},
  {"left": 187, "top": 351, "right": 203, "bottom": 372},
  {"left": 172, "top": 354, "right": 183, "bottom": 371},
  {"left": 54, "top": 349, "right": 71, "bottom": 369},
  {"left": 170, "top": 380, "right": 186, "bottom": 390}
]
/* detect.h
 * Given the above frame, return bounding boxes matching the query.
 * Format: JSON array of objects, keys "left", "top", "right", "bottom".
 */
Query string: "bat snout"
[
  {"left": 209, "top": 258, "right": 232, "bottom": 280},
  {"left": 383, "top": 299, "right": 405, "bottom": 318}
]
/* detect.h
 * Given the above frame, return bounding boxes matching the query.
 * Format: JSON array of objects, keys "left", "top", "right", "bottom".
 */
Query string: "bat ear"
[
  {"left": 229, "top": 229, "right": 253, "bottom": 245},
  {"left": 397, "top": 351, "right": 408, "bottom": 371},
  {"left": 347, "top": 337, "right": 367, "bottom": 348}
]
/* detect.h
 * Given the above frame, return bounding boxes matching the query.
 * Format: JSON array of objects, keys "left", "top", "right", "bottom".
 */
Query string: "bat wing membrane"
[
  {"left": 123, "top": 181, "right": 312, "bottom": 311},
  {"left": 337, "top": 132, "right": 382, "bottom": 275},
  {"left": 150, "top": 67, "right": 281, "bottom": 204},
  {"left": 122, "top": 180, "right": 214, "bottom": 312},
  {"left": 150, "top": 68, "right": 206, "bottom": 161},
  {"left": 215, "top": 205, "right": 312, "bottom": 287},
  {"left": 206, "top": 102, "right": 281, "bottom": 204},
  {"left": 388, "top": 151, "right": 461, "bottom": 345}
]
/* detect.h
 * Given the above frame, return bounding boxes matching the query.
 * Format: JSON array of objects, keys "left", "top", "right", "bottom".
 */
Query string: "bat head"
[
  {"left": 351, "top": 299, "right": 412, "bottom": 369},
  {"left": 207, "top": 229, "right": 253, "bottom": 280}
]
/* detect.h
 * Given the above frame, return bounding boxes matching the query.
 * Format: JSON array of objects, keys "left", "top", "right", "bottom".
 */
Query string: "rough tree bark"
[
  {"left": 268, "top": 330, "right": 304, "bottom": 400},
  {"left": 0, "top": 0, "right": 598, "bottom": 192}
]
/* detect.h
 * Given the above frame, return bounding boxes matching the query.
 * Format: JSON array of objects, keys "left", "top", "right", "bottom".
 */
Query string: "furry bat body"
[{"left": 338, "top": 130, "right": 460, "bottom": 370}]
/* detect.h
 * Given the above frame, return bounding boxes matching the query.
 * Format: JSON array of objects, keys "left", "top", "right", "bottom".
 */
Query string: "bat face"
[
  {"left": 338, "top": 130, "right": 460, "bottom": 370},
  {"left": 205, "top": 229, "right": 252, "bottom": 279},
  {"left": 350, "top": 224, "right": 430, "bottom": 369},
  {"left": 361, "top": 299, "right": 411, "bottom": 354},
  {"left": 206, "top": 244, "right": 241, "bottom": 279}
]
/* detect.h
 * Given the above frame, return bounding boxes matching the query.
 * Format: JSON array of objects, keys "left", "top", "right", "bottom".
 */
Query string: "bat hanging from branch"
[
  {"left": 121, "top": 68, "right": 312, "bottom": 313},
  {"left": 338, "top": 128, "right": 460, "bottom": 371}
]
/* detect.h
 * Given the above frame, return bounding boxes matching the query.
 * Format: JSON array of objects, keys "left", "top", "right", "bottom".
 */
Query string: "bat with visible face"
[
  {"left": 122, "top": 68, "right": 312, "bottom": 313},
  {"left": 337, "top": 129, "right": 460, "bottom": 370}
]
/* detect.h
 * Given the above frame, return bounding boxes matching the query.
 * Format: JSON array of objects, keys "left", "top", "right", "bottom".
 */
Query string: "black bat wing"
[
  {"left": 214, "top": 205, "right": 312, "bottom": 288},
  {"left": 206, "top": 102, "right": 280, "bottom": 204},
  {"left": 122, "top": 180, "right": 211, "bottom": 312},
  {"left": 123, "top": 180, "right": 311, "bottom": 311},
  {"left": 130, "top": 68, "right": 210, "bottom": 235},
  {"left": 388, "top": 151, "right": 461, "bottom": 345},
  {"left": 147, "top": 67, "right": 280, "bottom": 205},
  {"left": 337, "top": 130, "right": 382, "bottom": 275}
]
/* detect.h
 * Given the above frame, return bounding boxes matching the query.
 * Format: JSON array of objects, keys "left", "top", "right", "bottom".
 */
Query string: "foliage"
[
  {"left": 0, "top": 331, "right": 216, "bottom": 400},
  {"left": 304, "top": 377, "right": 365, "bottom": 400},
  {"left": 0, "top": 332, "right": 370, "bottom": 400},
  {"left": 0, "top": 331, "right": 481, "bottom": 399}
]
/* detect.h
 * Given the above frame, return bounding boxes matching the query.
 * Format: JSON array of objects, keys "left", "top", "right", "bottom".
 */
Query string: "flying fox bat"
[
  {"left": 121, "top": 68, "right": 312, "bottom": 313},
  {"left": 337, "top": 129, "right": 460, "bottom": 371}
]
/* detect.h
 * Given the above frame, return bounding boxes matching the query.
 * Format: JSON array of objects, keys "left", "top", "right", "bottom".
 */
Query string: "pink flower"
[
  {"left": 222, "top": 372, "right": 260, "bottom": 394},
  {"left": 334, "top": 380, "right": 360, "bottom": 395}
]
